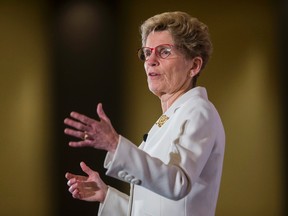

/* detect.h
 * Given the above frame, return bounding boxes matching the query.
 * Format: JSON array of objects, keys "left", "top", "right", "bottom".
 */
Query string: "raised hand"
[
  {"left": 66, "top": 162, "right": 108, "bottom": 203},
  {"left": 64, "top": 103, "right": 119, "bottom": 152}
]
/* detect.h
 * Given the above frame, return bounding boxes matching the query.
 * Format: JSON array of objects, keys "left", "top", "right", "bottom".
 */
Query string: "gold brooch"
[{"left": 155, "top": 115, "right": 169, "bottom": 127}]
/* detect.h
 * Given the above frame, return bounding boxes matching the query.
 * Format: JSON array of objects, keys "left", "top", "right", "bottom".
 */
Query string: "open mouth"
[{"left": 148, "top": 72, "right": 160, "bottom": 76}]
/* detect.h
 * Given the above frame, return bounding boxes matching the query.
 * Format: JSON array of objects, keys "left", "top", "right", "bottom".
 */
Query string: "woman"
[{"left": 64, "top": 11, "right": 225, "bottom": 216}]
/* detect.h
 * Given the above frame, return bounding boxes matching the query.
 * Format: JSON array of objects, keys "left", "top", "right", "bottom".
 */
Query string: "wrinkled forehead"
[{"left": 144, "top": 30, "right": 174, "bottom": 47}]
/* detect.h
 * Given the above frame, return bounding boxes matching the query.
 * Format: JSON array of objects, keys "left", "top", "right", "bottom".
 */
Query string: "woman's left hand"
[
  {"left": 66, "top": 161, "right": 108, "bottom": 203},
  {"left": 64, "top": 103, "right": 119, "bottom": 152}
]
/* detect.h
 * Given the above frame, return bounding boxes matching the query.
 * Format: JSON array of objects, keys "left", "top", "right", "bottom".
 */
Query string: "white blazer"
[{"left": 98, "top": 87, "right": 225, "bottom": 216}]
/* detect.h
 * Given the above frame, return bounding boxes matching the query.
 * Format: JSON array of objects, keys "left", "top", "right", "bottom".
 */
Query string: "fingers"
[
  {"left": 67, "top": 179, "right": 98, "bottom": 200},
  {"left": 68, "top": 182, "right": 83, "bottom": 199},
  {"left": 64, "top": 110, "right": 100, "bottom": 143},
  {"left": 65, "top": 172, "right": 88, "bottom": 181},
  {"left": 68, "top": 140, "right": 93, "bottom": 148},
  {"left": 72, "top": 189, "right": 96, "bottom": 200},
  {"left": 64, "top": 128, "right": 94, "bottom": 147},
  {"left": 97, "top": 103, "right": 110, "bottom": 122},
  {"left": 64, "top": 111, "right": 96, "bottom": 136},
  {"left": 64, "top": 118, "right": 91, "bottom": 132},
  {"left": 71, "top": 189, "right": 81, "bottom": 199},
  {"left": 80, "top": 161, "right": 93, "bottom": 176},
  {"left": 64, "top": 128, "right": 84, "bottom": 140},
  {"left": 64, "top": 129, "right": 93, "bottom": 147},
  {"left": 70, "top": 111, "right": 95, "bottom": 125},
  {"left": 64, "top": 103, "right": 113, "bottom": 146},
  {"left": 65, "top": 172, "right": 75, "bottom": 180},
  {"left": 65, "top": 162, "right": 92, "bottom": 184},
  {"left": 66, "top": 104, "right": 109, "bottom": 125},
  {"left": 66, "top": 175, "right": 90, "bottom": 200}
]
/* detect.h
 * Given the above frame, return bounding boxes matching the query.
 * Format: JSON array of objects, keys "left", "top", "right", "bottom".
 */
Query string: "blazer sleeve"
[
  {"left": 103, "top": 102, "right": 220, "bottom": 201},
  {"left": 98, "top": 186, "right": 129, "bottom": 216}
]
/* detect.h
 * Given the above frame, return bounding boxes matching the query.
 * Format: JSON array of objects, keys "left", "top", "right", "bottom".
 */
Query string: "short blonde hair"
[{"left": 140, "top": 11, "right": 213, "bottom": 71}]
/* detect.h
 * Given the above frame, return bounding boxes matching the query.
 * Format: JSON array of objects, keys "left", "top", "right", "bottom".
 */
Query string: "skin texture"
[
  {"left": 64, "top": 103, "right": 118, "bottom": 203},
  {"left": 64, "top": 30, "right": 203, "bottom": 203},
  {"left": 64, "top": 103, "right": 119, "bottom": 152},
  {"left": 144, "top": 31, "right": 202, "bottom": 112},
  {"left": 66, "top": 161, "right": 108, "bottom": 203}
]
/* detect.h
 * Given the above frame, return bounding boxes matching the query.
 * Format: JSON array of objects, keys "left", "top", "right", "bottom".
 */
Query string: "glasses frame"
[{"left": 137, "top": 44, "right": 175, "bottom": 62}]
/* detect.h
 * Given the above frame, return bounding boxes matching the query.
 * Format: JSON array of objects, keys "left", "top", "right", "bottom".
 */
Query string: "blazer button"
[
  {"left": 131, "top": 178, "right": 141, "bottom": 185},
  {"left": 124, "top": 175, "right": 134, "bottom": 182},
  {"left": 118, "top": 171, "right": 128, "bottom": 179}
]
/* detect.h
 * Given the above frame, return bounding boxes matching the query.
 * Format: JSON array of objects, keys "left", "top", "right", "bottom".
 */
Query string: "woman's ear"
[{"left": 189, "top": 57, "right": 203, "bottom": 77}]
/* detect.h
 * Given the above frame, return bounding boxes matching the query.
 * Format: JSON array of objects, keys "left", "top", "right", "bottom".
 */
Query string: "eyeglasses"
[{"left": 137, "top": 44, "right": 174, "bottom": 61}]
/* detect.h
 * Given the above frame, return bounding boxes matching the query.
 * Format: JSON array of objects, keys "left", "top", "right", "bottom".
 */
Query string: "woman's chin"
[{"left": 149, "top": 88, "right": 162, "bottom": 97}]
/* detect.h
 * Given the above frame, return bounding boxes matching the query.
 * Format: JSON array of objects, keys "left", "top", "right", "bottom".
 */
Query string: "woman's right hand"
[{"left": 65, "top": 161, "right": 108, "bottom": 203}]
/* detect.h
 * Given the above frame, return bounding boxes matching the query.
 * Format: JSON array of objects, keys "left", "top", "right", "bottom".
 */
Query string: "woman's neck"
[
  {"left": 158, "top": 81, "right": 194, "bottom": 113},
  {"left": 160, "top": 89, "right": 187, "bottom": 113}
]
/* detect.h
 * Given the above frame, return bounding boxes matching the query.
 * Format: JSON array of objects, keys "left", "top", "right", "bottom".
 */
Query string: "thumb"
[
  {"left": 80, "top": 161, "right": 93, "bottom": 176},
  {"left": 97, "top": 103, "right": 110, "bottom": 122}
]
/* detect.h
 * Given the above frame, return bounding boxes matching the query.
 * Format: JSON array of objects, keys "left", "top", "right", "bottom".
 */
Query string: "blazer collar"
[{"left": 164, "top": 86, "right": 208, "bottom": 116}]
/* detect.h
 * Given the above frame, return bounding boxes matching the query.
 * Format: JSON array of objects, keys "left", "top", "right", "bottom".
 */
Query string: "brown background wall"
[{"left": 0, "top": 0, "right": 286, "bottom": 215}]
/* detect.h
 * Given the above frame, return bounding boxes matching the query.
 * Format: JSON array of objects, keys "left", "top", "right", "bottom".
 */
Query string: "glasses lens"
[
  {"left": 156, "top": 45, "right": 172, "bottom": 59},
  {"left": 137, "top": 45, "right": 173, "bottom": 61},
  {"left": 137, "top": 48, "right": 151, "bottom": 61}
]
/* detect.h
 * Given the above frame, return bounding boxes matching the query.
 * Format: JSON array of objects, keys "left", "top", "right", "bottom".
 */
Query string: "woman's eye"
[
  {"left": 144, "top": 50, "right": 152, "bottom": 57},
  {"left": 159, "top": 48, "right": 171, "bottom": 57}
]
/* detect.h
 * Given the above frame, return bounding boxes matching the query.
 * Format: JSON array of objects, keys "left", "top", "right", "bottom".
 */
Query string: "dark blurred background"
[
  {"left": 51, "top": 1, "right": 124, "bottom": 215},
  {"left": 0, "top": 0, "right": 287, "bottom": 215}
]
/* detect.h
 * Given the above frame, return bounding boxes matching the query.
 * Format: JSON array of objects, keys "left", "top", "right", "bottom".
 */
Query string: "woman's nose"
[{"left": 146, "top": 52, "right": 159, "bottom": 66}]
